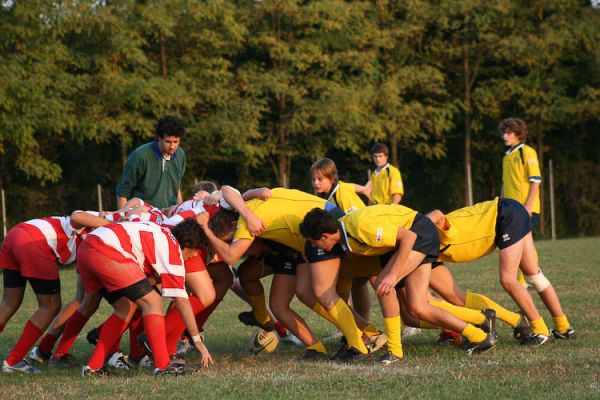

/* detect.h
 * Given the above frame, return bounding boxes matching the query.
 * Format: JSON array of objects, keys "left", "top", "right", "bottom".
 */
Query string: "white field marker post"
[{"left": 97, "top": 184, "right": 103, "bottom": 212}]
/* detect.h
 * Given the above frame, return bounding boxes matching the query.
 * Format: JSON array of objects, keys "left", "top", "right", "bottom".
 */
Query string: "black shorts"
[
  {"left": 99, "top": 278, "right": 154, "bottom": 304},
  {"left": 3, "top": 269, "right": 60, "bottom": 295},
  {"left": 264, "top": 253, "right": 300, "bottom": 276},
  {"left": 410, "top": 214, "right": 440, "bottom": 265},
  {"left": 495, "top": 199, "right": 532, "bottom": 249},
  {"left": 304, "top": 242, "right": 346, "bottom": 264},
  {"left": 530, "top": 213, "right": 540, "bottom": 228}
]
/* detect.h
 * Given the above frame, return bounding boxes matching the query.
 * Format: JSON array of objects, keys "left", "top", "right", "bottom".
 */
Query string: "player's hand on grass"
[{"left": 196, "top": 342, "right": 214, "bottom": 368}]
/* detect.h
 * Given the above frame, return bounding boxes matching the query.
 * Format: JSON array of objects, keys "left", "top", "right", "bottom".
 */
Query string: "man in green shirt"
[{"left": 116, "top": 116, "right": 187, "bottom": 209}]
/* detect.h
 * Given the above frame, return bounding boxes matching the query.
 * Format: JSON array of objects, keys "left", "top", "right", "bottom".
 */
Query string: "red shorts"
[
  {"left": 0, "top": 225, "right": 59, "bottom": 280},
  {"left": 185, "top": 254, "right": 207, "bottom": 273},
  {"left": 76, "top": 241, "right": 147, "bottom": 293}
]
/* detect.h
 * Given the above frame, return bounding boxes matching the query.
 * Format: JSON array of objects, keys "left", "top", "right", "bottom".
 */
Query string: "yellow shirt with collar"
[
  {"left": 370, "top": 164, "right": 404, "bottom": 204},
  {"left": 502, "top": 144, "right": 541, "bottom": 214}
]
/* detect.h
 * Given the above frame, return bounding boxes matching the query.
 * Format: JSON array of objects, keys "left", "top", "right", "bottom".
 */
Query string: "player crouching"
[{"left": 76, "top": 218, "right": 213, "bottom": 376}]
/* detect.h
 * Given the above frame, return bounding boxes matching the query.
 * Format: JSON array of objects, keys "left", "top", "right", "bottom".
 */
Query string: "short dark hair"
[
  {"left": 371, "top": 143, "right": 389, "bottom": 156},
  {"left": 156, "top": 115, "right": 185, "bottom": 138},
  {"left": 192, "top": 181, "right": 218, "bottom": 194},
  {"left": 299, "top": 208, "right": 339, "bottom": 240},
  {"left": 208, "top": 209, "right": 239, "bottom": 240},
  {"left": 498, "top": 118, "right": 527, "bottom": 143},
  {"left": 171, "top": 218, "right": 207, "bottom": 249}
]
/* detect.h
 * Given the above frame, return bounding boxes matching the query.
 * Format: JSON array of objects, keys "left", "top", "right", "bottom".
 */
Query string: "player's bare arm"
[{"left": 374, "top": 227, "right": 417, "bottom": 296}]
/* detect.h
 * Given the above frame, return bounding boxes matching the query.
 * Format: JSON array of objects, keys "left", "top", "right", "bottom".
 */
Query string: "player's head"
[
  {"left": 156, "top": 115, "right": 185, "bottom": 157},
  {"left": 192, "top": 181, "right": 218, "bottom": 196},
  {"left": 300, "top": 208, "right": 340, "bottom": 251},
  {"left": 371, "top": 142, "right": 389, "bottom": 167},
  {"left": 208, "top": 209, "right": 239, "bottom": 242},
  {"left": 310, "top": 158, "right": 338, "bottom": 194},
  {"left": 171, "top": 218, "right": 208, "bottom": 250},
  {"left": 498, "top": 117, "right": 527, "bottom": 146}
]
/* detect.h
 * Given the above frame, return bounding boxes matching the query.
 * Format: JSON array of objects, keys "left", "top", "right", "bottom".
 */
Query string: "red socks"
[
  {"left": 6, "top": 320, "right": 43, "bottom": 366},
  {"left": 87, "top": 314, "right": 128, "bottom": 371},
  {"left": 0, "top": 322, "right": 5, "bottom": 334},
  {"left": 165, "top": 296, "right": 206, "bottom": 355},
  {"left": 195, "top": 299, "right": 221, "bottom": 331},
  {"left": 275, "top": 321, "right": 288, "bottom": 337},
  {"left": 53, "top": 310, "right": 89, "bottom": 358},
  {"left": 128, "top": 311, "right": 145, "bottom": 360},
  {"left": 142, "top": 314, "right": 170, "bottom": 371},
  {"left": 38, "top": 332, "right": 59, "bottom": 355}
]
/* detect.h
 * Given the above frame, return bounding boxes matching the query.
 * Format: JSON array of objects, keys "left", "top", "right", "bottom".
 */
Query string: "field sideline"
[{"left": 0, "top": 237, "right": 599, "bottom": 399}]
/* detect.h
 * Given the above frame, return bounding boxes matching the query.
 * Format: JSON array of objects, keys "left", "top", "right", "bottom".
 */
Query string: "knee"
[
  {"left": 499, "top": 274, "right": 517, "bottom": 291},
  {"left": 202, "top": 289, "right": 216, "bottom": 307},
  {"left": 295, "top": 287, "right": 314, "bottom": 307},
  {"left": 407, "top": 302, "right": 428, "bottom": 320}
]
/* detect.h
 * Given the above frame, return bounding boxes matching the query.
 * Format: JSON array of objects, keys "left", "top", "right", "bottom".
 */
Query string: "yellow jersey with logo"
[
  {"left": 326, "top": 181, "right": 365, "bottom": 214},
  {"left": 371, "top": 164, "right": 404, "bottom": 205},
  {"left": 437, "top": 198, "right": 499, "bottom": 263},
  {"left": 340, "top": 204, "right": 418, "bottom": 256},
  {"left": 502, "top": 144, "right": 541, "bottom": 214},
  {"left": 233, "top": 188, "right": 326, "bottom": 253}
]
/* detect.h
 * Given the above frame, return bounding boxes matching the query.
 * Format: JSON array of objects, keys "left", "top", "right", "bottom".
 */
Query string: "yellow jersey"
[
  {"left": 233, "top": 188, "right": 327, "bottom": 253},
  {"left": 326, "top": 181, "right": 365, "bottom": 214},
  {"left": 502, "top": 144, "right": 541, "bottom": 214},
  {"left": 436, "top": 198, "right": 499, "bottom": 263},
  {"left": 339, "top": 204, "right": 418, "bottom": 256},
  {"left": 371, "top": 164, "right": 404, "bottom": 205}
]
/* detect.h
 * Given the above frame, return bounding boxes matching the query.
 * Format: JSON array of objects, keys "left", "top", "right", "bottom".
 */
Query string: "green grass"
[{"left": 1, "top": 237, "right": 599, "bottom": 399}]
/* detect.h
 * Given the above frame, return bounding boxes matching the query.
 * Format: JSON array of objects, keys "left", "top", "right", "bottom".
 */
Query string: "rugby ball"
[{"left": 248, "top": 328, "right": 279, "bottom": 355}]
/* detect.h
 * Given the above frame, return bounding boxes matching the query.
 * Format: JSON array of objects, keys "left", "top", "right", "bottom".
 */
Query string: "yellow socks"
[
  {"left": 461, "top": 324, "right": 487, "bottom": 343},
  {"left": 430, "top": 300, "right": 485, "bottom": 325},
  {"left": 306, "top": 340, "right": 327, "bottom": 354},
  {"left": 363, "top": 322, "right": 380, "bottom": 337},
  {"left": 383, "top": 317, "right": 403, "bottom": 358},
  {"left": 465, "top": 292, "right": 521, "bottom": 327},
  {"left": 311, "top": 303, "right": 337, "bottom": 326},
  {"left": 328, "top": 299, "right": 368, "bottom": 354},
  {"left": 248, "top": 294, "right": 272, "bottom": 326},
  {"left": 552, "top": 315, "right": 570, "bottom": 334},
  {"left": 518, "top": 269, "right": 527, "bottom": 286},
  {"left": 530, "top": 317, "right": 550, "bottom": 336}
]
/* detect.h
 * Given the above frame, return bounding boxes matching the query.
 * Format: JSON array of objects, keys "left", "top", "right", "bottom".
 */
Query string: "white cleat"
[{"left": 2, "top": 359, "right": 41, "bottom": 374}]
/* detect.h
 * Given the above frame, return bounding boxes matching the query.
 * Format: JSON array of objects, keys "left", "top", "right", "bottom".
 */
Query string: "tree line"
[{"left": 1, "top": 0, "right": 598, "bottom": 237}]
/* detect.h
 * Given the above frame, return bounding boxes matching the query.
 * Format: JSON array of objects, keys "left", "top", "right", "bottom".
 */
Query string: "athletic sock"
[
  {"left": 195, "top": 299, "right": 221, "bottom": 331},
  {"left": 552, "top": 315, "right": 570, "bottom": 333},
  {"left": 128, "top": 310, "right": 145, "bottom": 360},
  {"left": 461, "top": 324, "right": 487, "bottom": 343},
  {"left": 274, "top": 321, "right": 288, "bottom": 337},
  {"left": 419, "top": 319, "right": 438, "bottom": 329},
  {"left": 142, "top": 314, "right": 170, "bottom": 371},
  {"left": 87, "top": 314, "right": 128, "bottom": 371},
  {"left": 38, "top": 332, "right": 59, "bottom": 355},
  {"left": 311, "top": 303, "right": 337, "bottom": 326},
  {"left": 383, "top": 316, "right": 403, "bottom": 358},
  {"left": 530, "top": 317, "right": 550, "bottom": 336},
  {"left": 465, "top": 291, "right": 521, "bottom": 327},
  {"left": 164, "top": 296, "right": 205, "bottom": 356},
  {"left": 6, "top": 320, "right": 43, "bottom": 366},
  {"left": 0, "top": 322, "right": 4, "bottom": 333},
  {"left": 53, "top": 310, "right": 89, "bottom": 358},
  {"left": 306, "top": 340, "right": 327, "bottom": 354},
  {"left": 248, "top": 294, "right": 272, "bottom": 326},
  {"left": 430, "top": 300, "right": 485, "bottom": 325},
  {"left": 363, "top": 322, "right": 380, "bottom": 337},
  {"left": 517, "top": 269, "right": 527, "bottom": 286},
  {"left": 328, "top": 299, "right": 368, "bottom": 354}
]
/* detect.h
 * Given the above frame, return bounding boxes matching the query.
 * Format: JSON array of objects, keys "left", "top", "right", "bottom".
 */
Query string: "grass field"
[{"left": 1, "top": 237, "right": 599, "bottom": 399}]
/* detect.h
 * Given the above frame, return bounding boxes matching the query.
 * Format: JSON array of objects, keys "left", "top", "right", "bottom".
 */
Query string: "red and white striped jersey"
[
  {"left": 105, "top": 200, "right": 206, "bottom": 230},
  {"left": 86, "top": 221, "right": 188, "bottom": 298},
  {"left": 20, "top": 214, "right": 93, "bottom": 265}
]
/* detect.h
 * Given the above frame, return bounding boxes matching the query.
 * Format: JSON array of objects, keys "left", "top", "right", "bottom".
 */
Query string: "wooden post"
[
  {"left": 1, "top": 188, "right": 6, "bottom": 238},
  {"left": 549, "top": 159, "right": 556, "bottom": 240},
  {"left": 97, "top": 184, "right": 103, "bottom": 212}
]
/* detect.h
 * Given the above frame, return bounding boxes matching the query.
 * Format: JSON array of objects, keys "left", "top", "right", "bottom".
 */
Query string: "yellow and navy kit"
[
  {"left": 325, "top": 181, "right": 365, "bottom": 214},
  {"left": 502, "top": 144, "right": 542, "bottom": 214},
  {"left": 437, "top": 197, "right": 531, "bottom": 263},
  {"left": 233, "top": 188, "right": 327, "bottom": 253},
  {"left": 370, "top": 164, "right": 404, "bottom": 205}
]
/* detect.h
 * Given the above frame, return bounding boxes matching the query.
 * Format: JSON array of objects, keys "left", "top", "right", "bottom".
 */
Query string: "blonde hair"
[{"left": 310, "top": 158, "right": 338, "bottom": 182}]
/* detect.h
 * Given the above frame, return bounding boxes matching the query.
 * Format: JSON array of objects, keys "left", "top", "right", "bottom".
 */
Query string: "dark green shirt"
[{"left": 116, "top": 141, "right": 186, "bottom": 209}]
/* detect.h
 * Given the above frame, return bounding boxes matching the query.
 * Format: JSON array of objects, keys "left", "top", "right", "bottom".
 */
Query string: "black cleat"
[
  {"left": 237, "top": 311, "right": 275, "bottom": 331},
  {"left": 552, "top": 327, "right": 575, "bottom": 340},
  {"left": 378, "top": 351, "right": 403, "bottom": 365},
  {"left": 302, "top": 349, "right": 329, "bottom": 361},
  {"left": 464, "top": 333, "right": 496, "bottom": 355},
  {"left": 86, "top": 327, "right": 100, "bottom": 346},
  {"left": 478, "top": 309, "right": 497, "bottom": 339},
  {"left": 49, "top": 353, "right": 79, "bottom": 367},
  {"left": 513, "top": 312, "right": 532, "bottom": 340},
  {"left": 520, "top": 333, "right": 551, "bottom": 346},
  {"left": 81, "top": 365, "right": 111, "bottom": 377},
  {"left": 331, "top": 346, "right": 369, "bottom": 363},
  {"left": 137, "top": 333, "right": 153, "bottom": 359},
  {"left": 153, "top": 362, "right": 198, "bottom": 376}
]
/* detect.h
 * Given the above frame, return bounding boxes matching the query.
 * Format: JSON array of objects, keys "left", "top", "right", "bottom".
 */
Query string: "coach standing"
[{"left": 116, "top": 115, "right": 186, "bottom": 209}]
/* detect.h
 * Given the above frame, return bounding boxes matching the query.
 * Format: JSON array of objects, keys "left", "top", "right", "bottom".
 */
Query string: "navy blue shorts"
[
  {"left": 495, "top": 199, "right": 532, "bottom": 249},
  {"left": 304, "top": 241, "right": 346, "bottom": 264}
]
